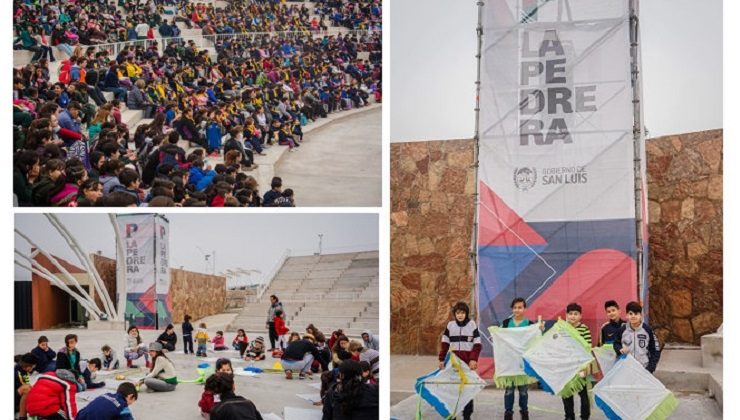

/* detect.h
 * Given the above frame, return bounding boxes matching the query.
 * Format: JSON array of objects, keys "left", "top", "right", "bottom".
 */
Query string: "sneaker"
[
  {"left": 298, "top": 373, "right": 306, "bottom": 380},
  {"left": 285, "top": 370, "right": 293, "bottom": 380}
]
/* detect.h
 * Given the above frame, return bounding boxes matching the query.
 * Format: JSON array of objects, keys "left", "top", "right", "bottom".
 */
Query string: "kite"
[
  {"left": 592, "top": 344, "right": 618, "bottom": 378},
  {"left": 594, "top": 354, "right": 678, "bottom": 420},
  {"left": 414, "top": 352, "right": 486, "bottom": 419},
  {"left": 522, "top": 320, "right": 594, "bottom": 398},
  {"left": 487, "top": 324, "right": 541, "bottom": 388}
]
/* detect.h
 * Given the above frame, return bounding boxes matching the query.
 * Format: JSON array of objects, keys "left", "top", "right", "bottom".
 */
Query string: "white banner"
[
  {"left": 117, "top": 214, "right": 156, "bottom": 294},
  {"left": 155, "top": 216, "right": 170, "bottom": 296},
  {"left": 480, "top": 0, "right": 635, "bottom": 222}
]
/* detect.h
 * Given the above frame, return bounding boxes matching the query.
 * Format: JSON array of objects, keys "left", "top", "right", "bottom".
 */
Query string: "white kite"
[
  {"left": 594, "top": 354, "right": 678, "bottom": 420},
  {"left": 488, "top": 324, "right": 541, "bottom": 388},
  {"left": 414, "top": 352, "right": 486, "bottom": 419},
  {"left": 592, "top": 344, "right": 618, "bottom": 378},
  {"left": 522, "top": 320, "right": 594, "bottom": 397}
]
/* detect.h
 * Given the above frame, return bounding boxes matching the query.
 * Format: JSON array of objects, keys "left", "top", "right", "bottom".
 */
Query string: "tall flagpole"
[
  {"left": 629, "top": 0, "right": 646, "bottom": 311},
  {"left": 470, "top": 0, "right": 484, "bottom": 317}
]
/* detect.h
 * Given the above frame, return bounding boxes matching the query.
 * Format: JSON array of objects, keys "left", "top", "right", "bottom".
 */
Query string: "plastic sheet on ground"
[
  {"left": 522, "top": 320, "right": 594, "bottom": 397},
  {"left": 488, "top": 324, "right": 541, "bottom": 388},
  {"left": 414, "top": 352, "right": 487, "bottom": 419},
  {"left": 283, "top": 406, "right": 322, "bottom": 420},
  {"left": 594, "top": 354, "right": 678, "bottom": 420},
  {"left": 296, "top": 393, "right": 322, "bottom": 404}
]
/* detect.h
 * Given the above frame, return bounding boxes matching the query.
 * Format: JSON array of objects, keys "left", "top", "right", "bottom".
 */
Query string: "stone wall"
[
  {"left": 92, "top": 255, "right": 226, "bottom": 325},
  {"left": 390, "top": 140, "right": 476, "bottom": 354},
  {"left": 645, "top": 129, "right": 723, "bottom": 345},
  {"left": 390, "top": 130, "right": 723, "bottom": 353}
]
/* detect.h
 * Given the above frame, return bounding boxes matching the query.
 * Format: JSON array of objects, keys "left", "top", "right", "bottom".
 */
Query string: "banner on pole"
[
  {"left": 477, "top": 0, "right": 643, "bottom": 365},
  {"left": 117, "top": 214, "right": 171, "bottom": 329}
]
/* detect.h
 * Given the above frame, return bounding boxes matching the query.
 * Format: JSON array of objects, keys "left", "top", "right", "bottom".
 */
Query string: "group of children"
[{"left": 441, "top": 299, "right": 661, "bottom": 420}]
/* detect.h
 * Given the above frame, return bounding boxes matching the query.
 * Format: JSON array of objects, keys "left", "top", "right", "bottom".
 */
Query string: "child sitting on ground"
[
  {"left": 14, "top": 353, "right": 37, "bottom": 420},
  {"left": 198, "top": 358, "right": 234, "bottom": 419},
  {"left": 232, "top": 329, "right": 249, "bottom": 357},
  {"left": 31, "top": 335, "right": 56, "bottom": 373},
  {"left": 244, "top": 336, "right": 266, "bottom": 361},
  {"left": 195, "top": 323, "right": 210, "bottom": 357},
  {"left": 100, "top": 345, "right": 120, "bottom": 370},
  {"left": 359, "top": 360, "right": 377, "bottom": 385},
  {"left": 81, "top": 358, "right": 106, "bottom": 389},
  {"left": 349, "top": 341, "right": 379, "bottom": 379},
  {"left": 76, "top": 382, "right": 138, "bottom": 420},
  {"left": 212, "top": 331, "right": 228, "bottom": 351},
  {"left": 56, "top": 333, "right": 87, "bottom": 391}
]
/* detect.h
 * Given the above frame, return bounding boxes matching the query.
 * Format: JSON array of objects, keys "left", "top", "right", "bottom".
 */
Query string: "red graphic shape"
[{"left": 479, "top": 181, "right": 547, "bottom": 247}]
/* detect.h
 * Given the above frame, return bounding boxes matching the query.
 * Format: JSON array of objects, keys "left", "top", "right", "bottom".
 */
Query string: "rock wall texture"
[
  {"left": 391, "top": 130, "right": 722, "bottom": 353},
  {"left": 92, "top": 255, "right": 226, "bottom": 325},
  {"left": 645, "top": 129, "right": 723, "bottom": 345},
  {"left": 390, "top": 140, "right": 476, "bottom": 354}
]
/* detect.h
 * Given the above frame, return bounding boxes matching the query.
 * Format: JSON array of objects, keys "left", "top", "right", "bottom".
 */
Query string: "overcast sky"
[
  {"left": 391, "top": 0, "right": 722, "bottom": 141},
  {"left": 14, "top": 214, "right": 378, "bottom": 283}
]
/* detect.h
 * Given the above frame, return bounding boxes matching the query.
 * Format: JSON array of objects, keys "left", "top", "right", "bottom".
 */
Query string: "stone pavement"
[{"left": 15, "top": 313, "right": 327, "bottom": 420}]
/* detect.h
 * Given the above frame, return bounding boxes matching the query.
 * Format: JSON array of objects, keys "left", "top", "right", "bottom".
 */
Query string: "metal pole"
[
  {"left": 153, "top": 215, "right": 158, "bottom": 330},
  {"left": 629, "top": 0, "right": 646, "bottom": 307},
  {"left": 470, "top": 0, "right": 484, "bottom": 317}
]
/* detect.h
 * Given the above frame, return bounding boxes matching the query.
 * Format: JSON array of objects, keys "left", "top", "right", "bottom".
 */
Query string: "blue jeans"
[
  {"left": 197, "top": 342, "right": 207, "bottom": 355},
  {"left": 281, "top": 354, "right": 314, "bottom": 374},
  {"left": 504, "top": 385, "right": 529, "bottom": 412}
]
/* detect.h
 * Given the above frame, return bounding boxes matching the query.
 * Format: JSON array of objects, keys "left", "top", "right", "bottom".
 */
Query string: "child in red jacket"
[
  {"left": 25, "top": 369, "right": 78, "bottom": 420},
  {"left": 198, "top": 359, "right": 233, "bottom": 419},
  {"left": 274, "top": 309, "right": 290, "bottom": 350}
]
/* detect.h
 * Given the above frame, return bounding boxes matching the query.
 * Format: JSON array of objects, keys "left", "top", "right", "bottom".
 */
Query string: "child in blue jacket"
[{"left": 76, "top": 382, "right": 138, "bottom": 420}]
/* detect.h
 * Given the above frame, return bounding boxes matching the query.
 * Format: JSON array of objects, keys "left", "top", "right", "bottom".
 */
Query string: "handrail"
[{"left": 256, "top": 248, "right": 291, "bottom": 301}]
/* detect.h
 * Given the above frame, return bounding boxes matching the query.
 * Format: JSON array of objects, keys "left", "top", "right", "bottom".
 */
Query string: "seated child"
[
  {"left": 244, "top": 336, "right": 266, "bottom": 361},
  {"left": 195, "top": 323, "right": 210, "bottom": 357},
  {"left": 211, "top": 331, "right": 228, "bottom": 351},
  {"left": 613, "top": 301, "right": 661, "bottom": 373},
  {"left": 25, "top": 368, "right": 78, "bottom": 420},
  {"left": 359, "top": 360, "right": 377, "bottom": 385},
  {"left": 31, "top": 336, "right": 57, "bottom": 373},
  {"left": 350, "top": 342, "right": 379, "bottom": 379},
  {"left": 76, "top": 382, "right": 138, "bottom": 420},
  {"left": 56, "top": 333, "right": 87, "bottom": 392},
  {"left": 81, "top": 358, "right": 106, "bottom": 389},
  {"left": 232, "top": 329, "right": 249, "bottom": 357},
  {"left": 100, "top": 345, "right": 120, "bottom": 370},
  {"left": 198, "top": 359, "right": 234, "bottom": 418},
  {"left": 15, "top": 353, "right": 38, "bottom": 420}
]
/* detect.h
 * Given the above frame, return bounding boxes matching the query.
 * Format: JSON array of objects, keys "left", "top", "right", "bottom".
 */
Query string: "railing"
[{"left": 255, "top": 248, "right": 291, "bottom": 301}]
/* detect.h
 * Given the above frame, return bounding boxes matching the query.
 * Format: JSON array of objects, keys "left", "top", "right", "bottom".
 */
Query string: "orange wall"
[{"left": 31, "top": 275, "right": 69, "bottom": 330}]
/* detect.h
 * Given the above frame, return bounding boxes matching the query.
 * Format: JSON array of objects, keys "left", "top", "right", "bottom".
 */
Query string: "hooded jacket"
[
  {"left": 438, "top": 314, "right": 481, "bottom": 364},
  {"left": 322, "top": 382, "right": 379, "bottom": 420},
  {"left": 210, "top": 392, "right": 263, "bottom": 420},
  {"left": 56, "top": 347, "right": 82, "bottom": 377},
  {"left": 613, "top": 322, "right": 661, "bottom": 373},
  {"left": 361, "top": 330, "right": 379, "bottom": 351},
  {"left": 25, "top": 369, "right": 78, "bottom": 419},
  {"left": 31, "top": 345, "right": 57, "bottom": 373}
]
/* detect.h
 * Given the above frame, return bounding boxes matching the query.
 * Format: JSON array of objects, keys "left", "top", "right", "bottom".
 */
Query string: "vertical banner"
[
  {"left": 155, "top": 216, "right": 172, "bottom": 328},
  {"left": 477, "top": 0, "right": 644, "bottom": 371},
  {"left": 117, "top": 214, "right": 157, "bottom": 329}
]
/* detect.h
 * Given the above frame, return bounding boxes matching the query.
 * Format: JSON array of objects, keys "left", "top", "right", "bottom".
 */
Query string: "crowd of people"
[
  {"left": 13, "top": 0, "right": 382, "bottom": 207},
  {"left": 14, "top": 299, "right": 380, "bottom": 419}
]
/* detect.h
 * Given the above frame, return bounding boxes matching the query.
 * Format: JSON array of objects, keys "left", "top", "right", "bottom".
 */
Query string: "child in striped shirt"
[
  {"left": 438, "top": 302, "right": 481, "bottom": 420},
  {"left": 563, "top": 303, "right": 591, "bottom": 420}
]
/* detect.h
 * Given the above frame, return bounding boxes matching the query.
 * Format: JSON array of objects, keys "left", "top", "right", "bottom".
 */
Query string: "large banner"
[
  {"left": 117, "top": 214, "right": 170, "bottom": 329},
  {"left": 477, "top": 0, "right": 644, "bottom": 367}
]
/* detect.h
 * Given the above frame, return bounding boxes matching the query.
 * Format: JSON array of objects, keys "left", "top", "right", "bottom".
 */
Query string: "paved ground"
[
  {"left": 15, "top": 313, "right": 327, "bottom": 420},
  {"left": 274, "top": 106, "right": 382, "bottom": 206},
  {"left": 390, "top": 355, "right": 722, "bottom": 419}
]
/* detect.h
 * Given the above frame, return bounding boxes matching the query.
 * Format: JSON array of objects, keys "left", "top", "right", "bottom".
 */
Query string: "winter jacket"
[
  {"left": 50, "top": 183, "right": 79, "bottom": 207},
  {"left": 210, "top": 392, "right": 263, "bottom": 420},
  {"left": 267, "top": 301, "right": 283, "bottom": 323},
  {"left": 76, "top": 391, "right": 134, "bottom": 420},
  {"left": 25, "top": 370, "right": 78, "bottom": 419},
  {"left": 58, "top": 109, "right": 81, "bottom": 134},
  {"left": 198, "top": 390, "right": 216, "bottom": 414},
  {"left": 100, "top": 174, "right": 122, "bottom": 195},
  {"left": 322, "top": 382, "right": 379, "bottom": 420},
  {"left": 212, "top": 335, "right": 226, "bottom": 348},
  {"left": 275, "top": 317, "right": 289, "bottom": 335},
  {"left": 32, "top": 346, "right": 57, "bottom": 373},
  {"left": 81, "top": 363, "right": 105, "bottom": 389},
  {"left": 438, "top": 318, "right": 481, "bottom": 365},
  {"left": 126, "top": 85, "right": 148, "bottom": 109},
  {"left": 613, "top": 322, "right": 661, "bottom": 373},
  {"left": 157, "top": 331, "right": 178, "bottom": 349},
  {"left": 282, "top": 339, "right": 321, "bottom": 361},
  {"left": 189, "top": 167, "right": 217, "bottom": 191},
  {"left": 56, "top": 347, "right": 82, "bottom": 377},
  {"left": 182, "top": 321, "right": 194, "bottom": 336},
  {"left": 109, "top": 184, "right": 140, "bottom": 206},
  {"left": 124, "top": 334, "right": 143, "bottom": 353},
  {"left": 601, "top": 318, "right": 627, "bottom": 346},
  {"left": 360, "top": 348, "right": 380, "bottom": 375},
  {"left": 361, "top": 330, "right": 379, "bottom": 351}
]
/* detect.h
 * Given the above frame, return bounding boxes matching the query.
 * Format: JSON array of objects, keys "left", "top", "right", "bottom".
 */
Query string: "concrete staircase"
[
  {"left": 655, "top": 329, "right": 723, "bottom": 410},
  {"left": 227, "top": 251, "right": 379, "bottom": 339}
]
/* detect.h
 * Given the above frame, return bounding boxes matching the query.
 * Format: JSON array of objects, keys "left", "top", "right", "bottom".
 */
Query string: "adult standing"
[{"left": 266, "top": 295, "right": 283, "bottom": 351}]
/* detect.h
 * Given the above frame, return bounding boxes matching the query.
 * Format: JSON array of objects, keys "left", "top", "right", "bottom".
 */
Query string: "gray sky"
[
  {"left": 391, "top": 0, "right": 722, "bottom": 141},
  {"left": 14, "top": 214, "right": 378, "bottom": 283}
]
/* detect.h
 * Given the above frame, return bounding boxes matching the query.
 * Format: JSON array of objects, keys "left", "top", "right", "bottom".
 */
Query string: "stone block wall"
[
  {"left": 390, "top": 140, "right": 476, "bottom": 354},
  {"left": 391, "top": 130, "right": 723, "bottom": 353},
  {"left": 92, "top": 255, "right": 226, "bottom": 326},
  {"left": 645, "top": 129, "right": 723, "bottom": 345}
]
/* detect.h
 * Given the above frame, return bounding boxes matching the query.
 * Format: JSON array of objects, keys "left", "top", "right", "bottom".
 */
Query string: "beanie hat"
[
  {"left": 255, "top": 336, "right": 264, "bottom": 344},
  {"left": 148, "top": 342, "right": 163, "bottom": 352}
]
